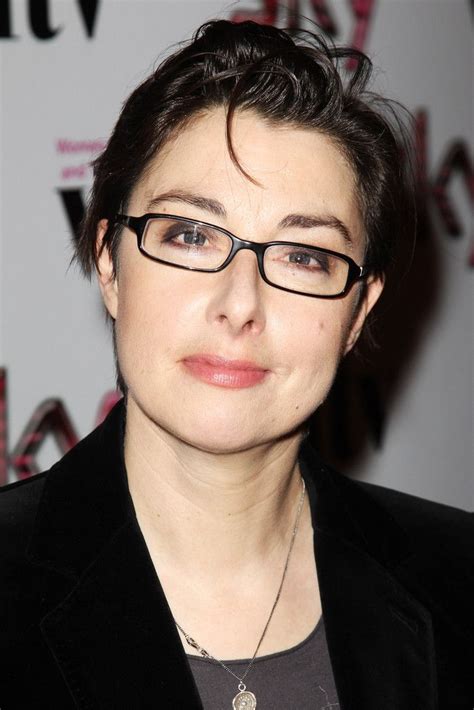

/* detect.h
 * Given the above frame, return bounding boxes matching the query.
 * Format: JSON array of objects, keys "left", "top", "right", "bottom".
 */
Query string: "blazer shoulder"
[
  {"left": 0, "top": 472, "right": 48, "bottom": 556},
  {"left": 0, "top": 471, "right": 48, "bottom": 515},
  {"left": 355, "top": 479, "right": 473, "bottom": 557}
]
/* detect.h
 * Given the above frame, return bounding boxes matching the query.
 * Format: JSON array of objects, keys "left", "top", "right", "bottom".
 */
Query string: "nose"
[{"left": 206, "top": 248, "right": 266, "bottom": 336}]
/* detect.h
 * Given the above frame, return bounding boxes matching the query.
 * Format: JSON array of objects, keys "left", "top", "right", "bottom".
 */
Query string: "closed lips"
[
  {"left": 184, "top": 355, "right": 267, "bottom": 370},
  {"left": 182, "top": 355, "right": 269, "bottom": 388}
]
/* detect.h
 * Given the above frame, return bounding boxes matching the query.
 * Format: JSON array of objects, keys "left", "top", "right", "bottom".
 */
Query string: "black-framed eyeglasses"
[{"left": 114, "top": 213, "right": 369, "bottom": 299}]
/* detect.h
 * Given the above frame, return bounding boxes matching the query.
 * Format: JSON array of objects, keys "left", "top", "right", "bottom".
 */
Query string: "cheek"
[
  {"left": 283, "top": 306, "right": 354, "bottom": 407},
  {"left": 114, "top": 262, "right": 178, "bottom": 376},
  {"left": 290, "top": 307, "right": 350, "bottom": 363},
  {"left": 114, "top": 255, "right": 209, "bottom": 385}
]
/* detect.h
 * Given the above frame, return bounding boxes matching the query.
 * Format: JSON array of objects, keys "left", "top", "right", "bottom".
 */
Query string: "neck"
[{"left": 123, "top": 395, "right": 305, "bottom": 577}]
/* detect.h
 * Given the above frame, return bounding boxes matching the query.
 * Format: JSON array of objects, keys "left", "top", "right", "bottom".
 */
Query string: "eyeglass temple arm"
[{"left": 114, "top": 214, "right": 131, "bottom": 227}]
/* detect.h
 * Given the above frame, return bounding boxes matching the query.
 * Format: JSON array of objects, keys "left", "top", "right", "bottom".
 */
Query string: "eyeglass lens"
[{"left": 141, "top": 217, "right": 350, "bottom": 296}]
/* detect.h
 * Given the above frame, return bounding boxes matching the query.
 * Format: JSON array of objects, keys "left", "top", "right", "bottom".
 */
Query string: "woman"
[{"left": 1, "top": 20, "right": 472, "bottom": 710}]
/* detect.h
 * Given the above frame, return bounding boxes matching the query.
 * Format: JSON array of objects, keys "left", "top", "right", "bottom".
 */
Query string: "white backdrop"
[{"left": 1, "top": 0, "right": 472, "bottom": 509}]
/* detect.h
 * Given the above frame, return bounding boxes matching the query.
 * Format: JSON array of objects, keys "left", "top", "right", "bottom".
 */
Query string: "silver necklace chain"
[{"left": 174, "top": 477, "right": 306, "bottom": 702}]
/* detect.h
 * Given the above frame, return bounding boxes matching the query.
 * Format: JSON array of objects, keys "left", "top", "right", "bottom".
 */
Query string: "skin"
[{"left": 97, "top": 107, "right": 383, "bottom": 659}]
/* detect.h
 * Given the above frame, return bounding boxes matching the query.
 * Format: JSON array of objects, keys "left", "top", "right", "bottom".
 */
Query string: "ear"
[
  {"left": 343, "top": 274, "right": 384, "bottom": 355},
  {"left": 96, "top": 219, "right": 118, "bottom": 320}
]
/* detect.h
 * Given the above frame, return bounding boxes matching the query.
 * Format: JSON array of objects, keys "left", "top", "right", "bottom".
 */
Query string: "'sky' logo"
[
  {"left": 0, "top": 368, "right": 119, "bottom": 484},
  {"left": 231, "top": 0, "right": 377, "bottom": 70}
]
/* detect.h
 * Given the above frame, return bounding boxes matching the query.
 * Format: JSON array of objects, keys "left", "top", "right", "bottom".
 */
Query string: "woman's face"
[{"left": 98, "top": 108, "right": 383, "bottom": 453}]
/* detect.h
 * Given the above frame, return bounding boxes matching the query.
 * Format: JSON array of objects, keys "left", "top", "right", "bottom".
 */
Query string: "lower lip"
[{"left": 182, "top": 358, "right": 268, "bottom": 389}]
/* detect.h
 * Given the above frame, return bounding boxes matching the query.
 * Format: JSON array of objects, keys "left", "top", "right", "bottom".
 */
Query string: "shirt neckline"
[{"left": 186, "top": 614, "right": 323, "bottom": 666}]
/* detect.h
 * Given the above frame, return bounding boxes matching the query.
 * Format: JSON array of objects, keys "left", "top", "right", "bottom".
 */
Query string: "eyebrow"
[
  {"left": 145, "top": 191, "right": 226, "bottom": 218},
  {"left": 277, "top": 213, "right": 353, "bottom": 247},
  {"left": 145, "top": 190, "right": 353, "bottom": 246}
]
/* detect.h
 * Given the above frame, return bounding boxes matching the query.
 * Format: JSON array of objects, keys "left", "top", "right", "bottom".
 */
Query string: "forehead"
[{"left": 130, "top": 108, "right": 363, "bottom": 249}]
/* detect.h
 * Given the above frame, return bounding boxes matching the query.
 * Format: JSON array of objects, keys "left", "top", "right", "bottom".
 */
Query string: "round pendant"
[{"left": 232, "top": 690, "right": 257, "bottom": 709}]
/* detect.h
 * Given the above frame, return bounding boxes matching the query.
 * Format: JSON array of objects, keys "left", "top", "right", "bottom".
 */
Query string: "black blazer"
[{"left": 1, "top": 401, "right": 473, "bottom": 709}]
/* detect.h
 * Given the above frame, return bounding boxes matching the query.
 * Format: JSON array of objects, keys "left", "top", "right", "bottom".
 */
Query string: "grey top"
[{"left": 187, "top": 615, "right": 340, "bottom": 709}]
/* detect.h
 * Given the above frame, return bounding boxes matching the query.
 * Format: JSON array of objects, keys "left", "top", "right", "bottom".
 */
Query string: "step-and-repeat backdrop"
[{"left": 1, "top": 0, "right": 472, "bottom": 509}]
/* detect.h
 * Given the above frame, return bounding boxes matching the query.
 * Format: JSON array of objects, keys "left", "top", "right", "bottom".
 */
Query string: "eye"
[
  {"left": 287, "top": 249, "right": 330, "bottom": 272},
  {"left": 162, "top": 225, "right": 209, "bottom": 247},
  {"left": 289, "top": 251, "right": 311, "bottom": 266},
  {"left": 181, "top": 230, "right": 207, "bottom": 246}
]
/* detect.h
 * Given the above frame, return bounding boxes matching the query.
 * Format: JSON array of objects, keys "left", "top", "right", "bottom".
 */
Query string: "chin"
[
  {"left": 169, "top": 405, "right": 309, "bottom": 455},
  {"left": 170, "top": 417, "right": 270, "bottom": 455}
]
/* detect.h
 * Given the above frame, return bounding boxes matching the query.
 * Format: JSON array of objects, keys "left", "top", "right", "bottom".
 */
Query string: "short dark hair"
[{"left": 76, "top": 19, "right": 415, "bottom": 283}]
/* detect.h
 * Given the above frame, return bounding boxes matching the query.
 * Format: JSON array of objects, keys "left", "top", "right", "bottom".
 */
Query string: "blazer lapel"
[
  {"left": 39, "top": 516, "right": 203, "bottom": 709},
  {"left": 28, "top": 401, "right": 203, "bottom": 709},
  {"left": 301, "top": 444, "right": 438, "bottom": 710}
]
